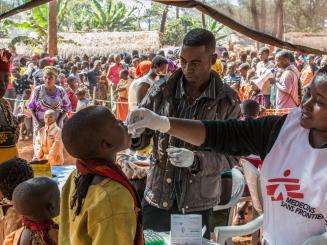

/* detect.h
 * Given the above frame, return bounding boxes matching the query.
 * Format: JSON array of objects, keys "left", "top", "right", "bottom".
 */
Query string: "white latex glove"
[
  {"left": 127, "top": 108, "right": 170, "bottom": 137},
  {"left": 166, "top": 147, "right": 194, "bottom": 168}
]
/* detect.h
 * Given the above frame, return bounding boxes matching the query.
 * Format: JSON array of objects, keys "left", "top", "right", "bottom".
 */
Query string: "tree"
[
  {"left": 48, "top": 0, "right": 58, "bottom": 56},
  {"left": 160, "top": 5, "right": 169, "bottom": 34},
  {"left": 274, "top": 0, "right": 284, "bottom": 39},
  {"left": 3, "top": 0, "right": 71, "bottom": 50},
  {"left": 260, "top": 0, "right": 267, "bottom": 32},
  {"left": 89, "top": 0, "right": 138, "bottom": 31},
  {"left": 250, "top": 0, "right": 260, "bottom": 31}
]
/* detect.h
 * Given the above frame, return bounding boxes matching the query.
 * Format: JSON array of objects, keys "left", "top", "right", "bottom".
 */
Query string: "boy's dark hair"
[
  {"left": 62, "top": 106, "right": 111, "bottom": 160},
  {"left": 151, "top": 55, "right": 168, "bottom": 69},
  {"left": 241, "top": 99, "right": 260, "bottom": 119},
  {"left": 0, "top": 158, "right": 34, "bottom": 200},
  {"left": 183, "top": 28, "right": 216, "bottom": 52}
]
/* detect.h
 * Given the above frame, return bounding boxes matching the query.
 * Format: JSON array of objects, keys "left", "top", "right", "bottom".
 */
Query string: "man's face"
[
  {"left": 227, "top": 64, "right": 236, "bottom": 75},
  {"left": 259, "top": 52, "right": 269, "bottom": 62},
  {"left": 44, "top": 113, "right": 56, "bottom": 126},
  {"left": 180, "top": 45, "right": 215, "bottom": 84},
  {"left": 155, "top": 64, "right": 168, "bottom": 76},
  {"left": 300, "top": 77, "right": 327, "bottom": 131},
  {"left": 276, "top": 56, "right": 289, "bottom": 69},
  {"left": 115, "top": 56, "right": 121, "bottom": 64},
  {"left": 308, "top": 58, "right": 314, "bottom": 66},
  {"left": 239, "top": 68, "right": 248, "bottom": 77}
]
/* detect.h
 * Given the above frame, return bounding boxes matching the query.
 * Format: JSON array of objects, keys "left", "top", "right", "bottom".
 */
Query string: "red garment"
[
  {"left": 22, "top": 217, "right": 58, "bottom": 244},
  {"left": 107, "top": 63, "right": 123, "bottom": 85},
  {"left": 66, "top": 89, "right": 77, "bottom": 111},
  {"left": 76, "top": 159, "right": 144, "bottom": 245}
]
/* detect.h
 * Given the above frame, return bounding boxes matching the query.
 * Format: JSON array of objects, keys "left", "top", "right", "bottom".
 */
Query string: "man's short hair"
[
  {"left": 239, "top": 63, "right": 250, "bottom": 70},
  {"left": 183, "top": 28, "right": 216, "bottom": 52},
  {"left": 259, "top": 47, "right": 270, "bottom": 55},
  {"left": 276, "top": 50, "right": 292, "bottom": 60},
  {"left": 151, "top": 55, "right": 168, "bottom": 69}
]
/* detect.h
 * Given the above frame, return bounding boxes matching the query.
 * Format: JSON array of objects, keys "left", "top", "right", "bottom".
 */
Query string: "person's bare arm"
[
  {"left": 136, "top": 83, "right": 150, "bottom": 105},
  {"left": 168, "top": 118, "right": 206, "bottom": 146}
]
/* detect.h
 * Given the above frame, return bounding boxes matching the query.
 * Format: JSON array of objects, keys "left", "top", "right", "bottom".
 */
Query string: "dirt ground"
[{"left": 17, "top": 139, "right": 253, "bottom": 244}]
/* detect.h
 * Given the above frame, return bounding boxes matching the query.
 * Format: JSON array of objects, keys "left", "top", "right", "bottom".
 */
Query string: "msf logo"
[{"left": 266, "top": 169, "right": 304, "bottom": 201}]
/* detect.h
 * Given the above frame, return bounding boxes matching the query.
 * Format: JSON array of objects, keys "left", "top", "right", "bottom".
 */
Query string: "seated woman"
[
  {"left": 60, "top": 106, "right": 143, "bottom": 245},
  {"left": 128, "top": 68, "right": 327, "bottom": 245}
]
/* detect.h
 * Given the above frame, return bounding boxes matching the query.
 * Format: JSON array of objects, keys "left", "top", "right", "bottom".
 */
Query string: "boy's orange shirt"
[
  {"left": 4, "top": 226, "right": 58, "bottom": 245},
  {"left": 0, "top": 204, "right": 22, "bottom": 245},
  {"left": 117, "top": 79, "right": 131, "bottom": 100}
]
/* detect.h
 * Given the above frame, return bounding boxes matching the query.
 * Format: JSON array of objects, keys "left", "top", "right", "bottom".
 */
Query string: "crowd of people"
[{"left": 0, "top": 27, "right": 326, "bottom": 245}]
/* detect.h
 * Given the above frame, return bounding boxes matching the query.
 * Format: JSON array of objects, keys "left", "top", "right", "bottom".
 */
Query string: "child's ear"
[
  {"left": 47, "top": 202, "right": 56, "bottom": 217},
  {"left": 101, "top": 140, "right": 114, "bottom": 151}
]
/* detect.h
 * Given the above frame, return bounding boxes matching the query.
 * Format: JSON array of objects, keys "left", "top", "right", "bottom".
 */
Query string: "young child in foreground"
[
  {"left": 59, "top": 106, "right": 143, "bottom": 245},
  {"left": 0, "top": 158, "right": 34, "bottom": 244},
  {"left": 34, "top": 109, "right": 64, "bottom": 166},
  {"left": 4, "top": 177, "right": 60, "bottom": 245}
]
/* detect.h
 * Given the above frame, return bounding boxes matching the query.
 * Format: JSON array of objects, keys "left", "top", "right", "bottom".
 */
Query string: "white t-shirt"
[
  {"left": 261, "top": 108, "right": 327, "bottom": 244},
  {"left": 128, "top": 74, "right": 154, "bottom": 111}
]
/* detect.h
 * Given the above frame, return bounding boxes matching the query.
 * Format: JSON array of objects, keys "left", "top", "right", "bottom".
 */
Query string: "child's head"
[
  {"left": 238, "top": 63, "right": 250, "bottom": 78},
  {"left": 75, "top": 87, "right": 87, "bottom": 100},
  {"left": 241, "top": 99, "right": 260, "bottom": 119},
  {"left": 0, "top": 158, "right": 34, "bottom": 200},
  {"left": 12, "top": 177, "right": 60, "bottom": 221},
  {"left": 62, "top": 106, "right": 131, "bottom": 161},
  {"left": 119, "top": 69, "right": 129, "bottom": 80},
  {"left": 67, "top": 76, "right": 78, "bottom": 91},
  {"left": 44, "top": 110, "right": 56, "bottom": 126}
]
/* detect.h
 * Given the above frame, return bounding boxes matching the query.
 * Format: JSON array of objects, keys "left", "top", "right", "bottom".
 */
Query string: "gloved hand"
[
  {"left": 166, "top": 147, "right": 194, "bottom": 168},
  {"left": 127, "top": 108, "right": 170, "bottom": 137}
]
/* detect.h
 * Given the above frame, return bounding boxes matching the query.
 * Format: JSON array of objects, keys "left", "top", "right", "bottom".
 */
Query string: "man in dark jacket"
[{"left": 130, "top": 29, "right": 240, "bottom": 238}]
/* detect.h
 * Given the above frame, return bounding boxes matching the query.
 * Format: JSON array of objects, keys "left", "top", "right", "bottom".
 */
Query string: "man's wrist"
[{"left": 159, "top": 115, "right": 170, "bottom": 133}]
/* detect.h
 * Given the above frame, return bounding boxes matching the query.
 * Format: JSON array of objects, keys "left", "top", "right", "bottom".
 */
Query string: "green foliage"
[
  {"left": 2, "top": 0, "right": 70, "bottom": 49},
  {"left": 84, "top": 0, "right": 138, "bottom": 31},
  {"left": 162, "top": 15, "right": 228, "bottom": 46}
]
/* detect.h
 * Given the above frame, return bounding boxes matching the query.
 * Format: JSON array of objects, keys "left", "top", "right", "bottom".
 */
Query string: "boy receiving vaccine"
[{"left": 60, "top": 106, "right": 143, "bottom": 245}]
